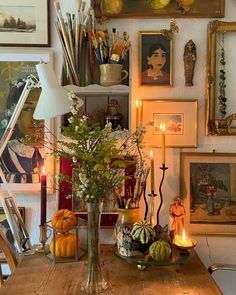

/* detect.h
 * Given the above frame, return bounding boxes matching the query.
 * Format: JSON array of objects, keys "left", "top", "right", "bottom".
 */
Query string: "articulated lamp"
[{"left": 0, "top": 62, "right": 83, "bottom": 254}]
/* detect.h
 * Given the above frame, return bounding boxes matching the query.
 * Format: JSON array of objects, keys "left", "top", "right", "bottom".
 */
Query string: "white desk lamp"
[{"left": 0, "top": 62, "right": 83, "bottom": 254}]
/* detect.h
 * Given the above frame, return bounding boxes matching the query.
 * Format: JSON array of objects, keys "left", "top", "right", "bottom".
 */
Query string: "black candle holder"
[{"left": 156, "top": 164, "right": 168, "bottom": 226}]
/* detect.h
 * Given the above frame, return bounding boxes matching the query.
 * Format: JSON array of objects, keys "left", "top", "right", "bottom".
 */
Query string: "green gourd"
[
  {"left": 149, "top": 239, "right": 172, "bottom": 262},
  {"left": 131, "top": 221, "right": 156, "bottom": 244}
]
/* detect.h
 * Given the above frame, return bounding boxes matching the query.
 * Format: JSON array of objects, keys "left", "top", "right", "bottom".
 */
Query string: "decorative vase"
[
  {"left": 206, "top": 197, "right": 214, "bottom": 216},
  {"left": 115, "top": 208, "right": 141, "bottom": 257},
  {"left": 81, "top": 201, "right": 108, "bottom": 294}
]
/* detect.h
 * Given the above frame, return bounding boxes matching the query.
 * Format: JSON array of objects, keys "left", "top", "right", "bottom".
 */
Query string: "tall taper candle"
[
  {"left": 161, "top": 123, "right": 166, "bottom": 165},
  {"left": 40, "top": 167, "right": 47, "bottom": 226},
  {"left": 150, "top": 150, "right": 154, "bottom": 192},
  {"left": 136, "top": 99, "right": 140, "bottom": 127}
]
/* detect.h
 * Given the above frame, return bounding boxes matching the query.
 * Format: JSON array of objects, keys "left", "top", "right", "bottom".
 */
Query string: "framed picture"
[
  {"left": 0, "top": 0, "right": 50, "bottom": 47},
  {"left": 0, "top": 207, "right": 25, "bottom": 262},
  {"left": 180, "top": 152, "right": 236, "bottom": 235},
  {"left": 59, "top": 157, "right": 136, "bottom": 227},
  {"left": 141, "top": 99, "right": 198, "bottom": 147},
  {"left": 92, "top": 0, "right": 225, "bottom": 19},
  {"left": 139, "top": 31, "right": 172, "bottom": 86},
  {"left": 0, "top": 48, "right": 54, "bottom": 193}
]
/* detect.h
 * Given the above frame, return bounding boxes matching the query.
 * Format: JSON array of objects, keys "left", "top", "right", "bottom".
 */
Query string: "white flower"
[
  {"left": 1, "top": 119, "right": 8, "bottom": 128},
  {"left": 70, "top": 106, "right": 77, "bottom": 115},
  {"left": 75, "top": 126, "right": 79, "bottom": 132},
  {"left": 72, "top": 156, "right": 77, "bottom": 163},
  {"left": 68, "top": 117, "right": 74, "bottom": 123}
]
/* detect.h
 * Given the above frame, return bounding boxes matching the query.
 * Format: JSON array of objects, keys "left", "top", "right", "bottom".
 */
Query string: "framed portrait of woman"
[
  {"left": 0, "top": 48, "right": 54, "bottom": 193},
  {"left": 139, "top": 31, "right": 173, "bottom": 86}
]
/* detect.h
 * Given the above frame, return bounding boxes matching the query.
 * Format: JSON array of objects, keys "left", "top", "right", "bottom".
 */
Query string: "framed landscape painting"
[
  {"left": 0, "top": 0, "right": 50, "bottom": 46},
  {"left": 92, "top": 0, "right": 225, "bottom": 19},
  {"left": 0, "top": 48, "right": 54, "bottom": 193},
  {"left": 180, "top": 152, "right": 236, "bottom": 235},
  {"left": 141, "top": 99, "right": 198, "bottom": 148}
]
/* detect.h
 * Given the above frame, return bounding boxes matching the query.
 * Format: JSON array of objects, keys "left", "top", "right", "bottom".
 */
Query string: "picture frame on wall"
[
  {"left": 0, "top": 48, "right": 54, "bottom": 193},
  {"left": 141, "top": 99, "right": 198, "bottom": 147},
  {"left": 139, "top": 31, "right": 173, "bottom": 86},
  {"left": 0, "top": 0, "right": 50, "bottom": 47},
  {"left": 180, "top": 152, "right": 236, "bottom": 235},
  {"left": 0, "top": 206, "right": 25, "bottom": 262},
  {"left": 92, "top": 0, "right": 225, "bottom": 19}
]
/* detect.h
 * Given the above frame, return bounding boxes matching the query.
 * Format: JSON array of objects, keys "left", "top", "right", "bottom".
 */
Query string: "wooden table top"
[{"left": 0, "top": 245, "right": 223, "bottom": 295}]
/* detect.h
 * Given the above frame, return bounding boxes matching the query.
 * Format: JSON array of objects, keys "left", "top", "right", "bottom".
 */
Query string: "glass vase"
[{"left": 81, "top": 201, "right": 107, "bottom": 294}]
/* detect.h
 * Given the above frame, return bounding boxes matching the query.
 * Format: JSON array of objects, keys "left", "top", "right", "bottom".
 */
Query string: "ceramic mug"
[{"left": 99, "top": 64, "right": 128, "bottom": 87}]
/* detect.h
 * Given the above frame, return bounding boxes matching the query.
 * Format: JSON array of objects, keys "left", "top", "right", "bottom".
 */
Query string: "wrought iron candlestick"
[
  {"left": 146, "top": 191, "right": 157, "bottom": 227},
  {"left": 156, "top": 164, "right": 168, "bottom": 226}
]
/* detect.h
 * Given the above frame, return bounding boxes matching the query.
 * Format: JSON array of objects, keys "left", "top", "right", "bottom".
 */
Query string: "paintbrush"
[
  {"left": 54, "top": 1, "right": 79, "bottom": 85},
  {"left": 75, "top": 0, "right": 82, "bottom": 72}
]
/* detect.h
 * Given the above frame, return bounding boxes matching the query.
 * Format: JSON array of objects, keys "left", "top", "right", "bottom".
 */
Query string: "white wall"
[{"left": 2, "top": 1, "right": 236, "bottom": 294}]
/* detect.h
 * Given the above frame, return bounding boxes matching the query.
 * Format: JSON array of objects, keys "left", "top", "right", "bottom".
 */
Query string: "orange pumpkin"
[
  {"left": 50, "top": 233, "right": 80, "bottom": 257},
  {"left": 52, "top": 209, "right": 77, "bottom": 232}
]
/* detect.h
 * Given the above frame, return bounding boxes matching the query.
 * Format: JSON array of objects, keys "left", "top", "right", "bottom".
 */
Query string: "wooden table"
[{"left": 0, "top": 245, "right": 223, "bottom": 295}]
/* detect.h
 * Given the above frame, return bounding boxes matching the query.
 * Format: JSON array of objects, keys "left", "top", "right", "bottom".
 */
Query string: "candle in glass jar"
[
  {"left": 160, "top": 123, "right": 166, "bottom": 165},
  {"left": 150, "top": 150, "right": 154, "bottom": 192},
  {"left": 40, "top": 167, "right": 47, "bottom": 226}
]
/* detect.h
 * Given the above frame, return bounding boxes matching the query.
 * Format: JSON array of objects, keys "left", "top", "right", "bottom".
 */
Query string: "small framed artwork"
[
  {"left": 141, "top": 99, "right": 198, "bottom": 147},
  {"left": 180, "top": 152, "right": 236, "bottom": 235},
  {"left": 0, "top": 48, "right": 54, "bottom": 193},
  {"left": 0, "top": 0, "right": 50, "bottom": 47},
  {"left": 92, "top": 0, "right": 225, "bottom": 19},
  {"left": 139, "top": 31, "right": 173, "bottom": 86},
  {"left": 0, "top": 207, "right": 25, "bottom": 262}
]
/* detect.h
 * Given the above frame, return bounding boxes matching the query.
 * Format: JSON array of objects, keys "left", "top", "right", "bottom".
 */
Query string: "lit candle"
[
  {"left": 174, "top": 229, "right": 193, "bottom": 247},
  {"left": 160, "top": 123, "right": 166, "bottom": 165},
  {"left": 40, "top": 167, "right": 47, "bottom": 226},
  {"left": 150, "top": 150, "right": 154, "bottom": 192},
  {"left": 136, "top": 99, "right": 140, "bottom": 127}
]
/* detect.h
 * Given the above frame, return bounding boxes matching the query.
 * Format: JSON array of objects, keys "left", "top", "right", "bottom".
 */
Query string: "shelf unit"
[{"left": 64, "top": 84, "right": 131, "bottom": 129}]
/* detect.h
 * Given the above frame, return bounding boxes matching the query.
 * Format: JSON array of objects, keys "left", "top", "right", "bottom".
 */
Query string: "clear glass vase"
[{"left": 81, "top": 201, "right": 108, "bottom": 294}]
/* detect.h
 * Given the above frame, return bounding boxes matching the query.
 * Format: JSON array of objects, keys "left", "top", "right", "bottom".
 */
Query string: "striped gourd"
[
  {"left": 149, "top": 239, "right": 172, "bottom": 262},
  {"left": 131, "top": 221, "right": 156, "bottom": 244}
]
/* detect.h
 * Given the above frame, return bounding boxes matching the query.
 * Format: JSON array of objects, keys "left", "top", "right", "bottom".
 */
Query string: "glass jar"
[{"left": 115, "top": 208, "right": 141, "bottom": 257}]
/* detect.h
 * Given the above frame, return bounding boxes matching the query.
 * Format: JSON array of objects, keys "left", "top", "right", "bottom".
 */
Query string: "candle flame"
[
  {"left": 136, "top": 99, "right": 139, "bottom": 107},
  {"left": 150, "top": 150, "right": 153, "bottom": 158},
  {"left": 42, "top": 167, "right": 45, "bottom": 174},
  {"left": 182, "top": 229, "right": 186, "bottom": 243},
  {"left": 163, "top": 123, "right": 166, "bottom": 132}
]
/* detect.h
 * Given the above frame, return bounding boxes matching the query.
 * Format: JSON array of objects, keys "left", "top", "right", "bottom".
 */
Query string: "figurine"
[
  {"left": 209, "top": 113, "right": 236, "bottom": 135},
  {"left": 183, "top": 39, "right": 196, "bottom": 86},
  {"left": 169, "top": 196, "right": 186, "bottom": 240}
]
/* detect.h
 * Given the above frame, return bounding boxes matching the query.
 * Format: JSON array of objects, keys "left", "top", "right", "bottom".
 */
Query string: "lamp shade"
[{"left": 33, "top": 63, "right": 83, "bottom": 120}]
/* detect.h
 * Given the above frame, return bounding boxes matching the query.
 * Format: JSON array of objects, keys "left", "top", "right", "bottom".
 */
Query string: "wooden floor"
[{"left": 0, "top": 245, "right": 223, "bottom": 295}]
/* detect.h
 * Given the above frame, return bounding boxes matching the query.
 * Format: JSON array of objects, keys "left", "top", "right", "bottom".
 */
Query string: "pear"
[{"left": 147, "top": 0, "right": 172, "bottom": 10}]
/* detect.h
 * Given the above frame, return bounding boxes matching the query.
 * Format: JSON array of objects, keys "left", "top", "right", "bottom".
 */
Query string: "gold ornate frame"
[{"left": 206, "top": 21, "right": 236, "bottom": 136}]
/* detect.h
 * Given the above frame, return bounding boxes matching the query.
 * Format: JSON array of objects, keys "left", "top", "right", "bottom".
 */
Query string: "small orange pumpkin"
[
  {"left": 52, "top": 209, "right": 77, "bottom": 232},
  {"left": 50, "top": 233, "right": 80, "bottom": 257}
]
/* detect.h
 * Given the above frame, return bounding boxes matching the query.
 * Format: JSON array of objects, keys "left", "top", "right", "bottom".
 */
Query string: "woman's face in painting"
[
  {"left": 148, "top": 48, "right": 166, "bottom": 70},
  {"left": 17, "top": 88, "right": 44, "bottom": 140}
]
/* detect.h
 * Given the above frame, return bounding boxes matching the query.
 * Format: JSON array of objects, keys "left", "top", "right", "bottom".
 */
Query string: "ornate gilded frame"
[{"left": 206, "top": 21, "right": 236, "bottom": 136}]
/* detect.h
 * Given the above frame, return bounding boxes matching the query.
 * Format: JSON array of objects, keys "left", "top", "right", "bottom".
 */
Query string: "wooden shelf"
[{"left": 64, "top": 84, "right": 130, "bottom": 96}]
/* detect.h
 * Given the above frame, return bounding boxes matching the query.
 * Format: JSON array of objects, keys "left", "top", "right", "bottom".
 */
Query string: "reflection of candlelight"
[
  {"left": 136, "top": 99, "right": 140, "bottom": 127},
  {"left": 40, "top": 167, "right": 47, "bottom": 226},
  {"left": 160, "top": 123, "right": 166, "bottom": 165},
  {"left": 150, "top": 150, "right": 154, "bottom": 192}
]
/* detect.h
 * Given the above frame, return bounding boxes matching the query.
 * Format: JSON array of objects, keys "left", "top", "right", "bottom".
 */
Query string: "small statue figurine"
[
  {"left": 183, "top": 39, "right": 196, "bottom": 86},
  {"left": 169, "top": 196, "right": 186, "bottom": 241}
]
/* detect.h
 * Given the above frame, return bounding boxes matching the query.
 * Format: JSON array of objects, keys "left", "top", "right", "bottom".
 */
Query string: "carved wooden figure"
[{"left": 183, "top": 40, "right": 196, "bottom": 86}]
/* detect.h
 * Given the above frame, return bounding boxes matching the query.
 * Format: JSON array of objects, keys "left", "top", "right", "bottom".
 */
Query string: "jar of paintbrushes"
[{"left": 91, "top": 29, "right": 130, "bottom": 86}]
